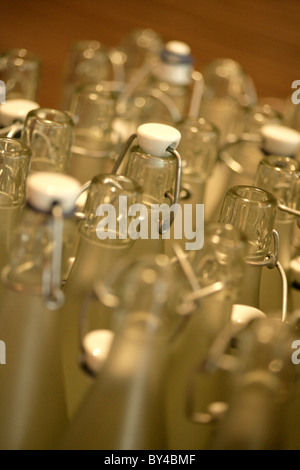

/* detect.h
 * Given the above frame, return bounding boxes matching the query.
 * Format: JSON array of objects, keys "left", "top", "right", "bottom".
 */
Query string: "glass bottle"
[
  {"left": 58, "top": 253, "right": 188, "bottom": 450},
  {"left": 21, "top": 107, "right": 74, "bottom": 173},
  {"left": 117, "top": 122, "right": 182, "bottom": 257},
  {"left": 211, "top": 317, "right": 295, "bottom": 450},
  {"left": 168, "top": 116, "right": 219, "bottom": 253},
  {"left": 219, "top": 185, "right": 278, "bottom": 310},
  {"left": 61, "top": 40, "right": 124, "bottom": 110},
  {"left": 205, "top": 119, "right": 296, "bottom": 223},
  {"left": 0, "top": 137, "right": 31, "bottom": 273},
  {"left": 254, "top": 155, "right": 300, "bottom": 315},
  {"left": 165, "top": 223, "right": 248, "bottom": 450},
  {"left": 117, "top": 28, "right": 164, "bottom": 83},
  {"left": 199, "top": 57, "right": 257, "bottom": 144},
  {"left": 67, "top": 83, "right": 122, "bottom": 184},
  {"left": 116, "top": 40, "right": 195, "bottom": 137},
  {"left": 0, "top": 171, "right": 82, "bottom": 450},
  {"left": 60, "top": 173, "right": 143, "bottom": 419},
  {"left": 0, "top": 48, "right": 41, "bottom": 102}
]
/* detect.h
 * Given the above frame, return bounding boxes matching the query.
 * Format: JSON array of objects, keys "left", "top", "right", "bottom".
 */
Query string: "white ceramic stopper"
[
  {"left": 137, "top": 122, "right": 181, "bottom": 156},
  {"left": 82, "top": 329, "right": 114, "bottom": 374},
  {"left": 165, "top": 40, "right": 192, "bottom": 57},
  {"left": 26, "top": 172, "right": 82, "bottom": 213},
  {"left": 261, "top": 124, "right": 300, "bottom": 156},
  {"left": 231, "top": 304, "right": 266, "bottom": 325},
  {"left": 0, "top": 99, "right": 39, "bottom": 126}
]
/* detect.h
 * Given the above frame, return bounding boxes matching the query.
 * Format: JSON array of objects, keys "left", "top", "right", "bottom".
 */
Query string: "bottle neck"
[
  {"left": 0, "top": 138, "right": 31, "bottom": 206},
  {"left": 125, "top": 145, "right": 178, "bottom": 206},
  {"left": 2, "top": 204, "right": 65, "bottom": 309},
  {"left": 152, "top": 62, "right": 193, "bottom": 86},
  {"left": 236, "top": 263, "right": 263, "bottom": 309},
  {"left": 274, "top": 219, "right": 295, "bottom": 270}
]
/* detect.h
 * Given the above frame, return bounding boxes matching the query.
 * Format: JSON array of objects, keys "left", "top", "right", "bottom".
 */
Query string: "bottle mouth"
[
  {"left": 90, "top": 173, "right": 143, "bottom": 195},
  {"left": 0, "top": 136, "right": 31, "bottom": 158},
  {"left": 25, "top": 107, "right": 74, "bottom": 127},
  {"left": 0, "top": 48, "right": 41, "bottom": 67},
  {"left": 227, "top": 185, "right": 277, "bottom": 208},
  {"left": 219, "top": 185, "right": 278, "bottom": 260},
  {"left": 259, "top": 155, "right": 300, "bottom": 174}
]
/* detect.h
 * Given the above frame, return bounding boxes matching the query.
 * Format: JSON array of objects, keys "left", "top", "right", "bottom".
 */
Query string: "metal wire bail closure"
[
  {"left": 246, "top": 229, "right": 288, "bottom": 322},
  {"left": 43, "top": 203, "right": 65, "bottom": 310},
  {"left": 172, "top": 243, "right": 226, "bottom": 316},
  {"left": 278, "top": 202, "right": 300, "bottom": 228},
  {"left": 112, "top": 123, "right": 183, "bottom": 234}
]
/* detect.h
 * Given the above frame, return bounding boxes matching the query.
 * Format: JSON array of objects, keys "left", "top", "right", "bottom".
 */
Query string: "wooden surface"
[{"left": 1, "top": 0, "right": 299, "bottom": 108}]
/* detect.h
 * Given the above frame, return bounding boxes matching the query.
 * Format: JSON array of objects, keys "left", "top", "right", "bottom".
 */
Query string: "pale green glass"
[
  {"left": 170, "top": 116, "right": 219, "bottom": 251},
  {"left": 61, "top": 40, "right": 114, "bottom": 110},
  {"left": 199, "top": 58, "right": 257, "bottom": 143},
  {"left": 165, "top": 223, "right": 248, "bottom": 450},
  {"left": 59, "top": 254, "right": 186, "bottom": 450},
  {"left": 0, "top": 204, "right": 68, "bottom": 449},
  {"left": 254, "top": 155, "right": 300, "bottom": 314},
  {"left": 219, "top": 185, "right": 277, "bottom": 262},
  {"left": 212, "top": 318, "right": 294, "bottom": 450},
  {"left": 0, "top": 48, "right": 41, "bottom": 101},
  {"left": 117, "top": 28, "right": 163, "bottom": 82},
  {"left": 219, "top": 185, "right": 277, "bottom": 308},
  {"left": 60, "top": 174, "right": 143, "bottom": 419},
  {"left": 67, "top": 84, "right": 122, "bottom": 183},
  {"left": 123, "top": 143, "right": 178, "bottom": 257},
  {"left": 22, "top": 108, "right": 74, "bottom": 173},
  {"left": 205, "top": 104, "right": 284, "bottom": 223},
  {"left": 0, "top": 137, "right": 31, "bottom": 273}
]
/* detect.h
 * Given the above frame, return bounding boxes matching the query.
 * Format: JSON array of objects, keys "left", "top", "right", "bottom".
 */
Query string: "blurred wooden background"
[{"left": 1, "top": 0, "right": 299, "bottom": 108}]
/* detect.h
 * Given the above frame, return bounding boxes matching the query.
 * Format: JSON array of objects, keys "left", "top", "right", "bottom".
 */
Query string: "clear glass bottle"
[
  {"left": 254, "top": 155, "right": 300, "bottom": 315},
  {"left": 67, "top": 83, "right": 122, "bottom": 184},
  {"left": 117, "top": 28, "right": 164, "bottom": 83},
  {"left": 0, "top": 137, "right": 31, "bottom": 273},
  {"left": 21, "top": 107, "right": 74, "bottom": 173},
  {"left": 219, "top": 185, "right": 278, "bottom": 310},
  {"left": 0, "top": 171, "right": 82, "bottom": 450},
  {"left": 211, "top": 317, "right": 295, "bottom": 450},
  {"left": 119, "top": 122, "right": 182, "bottom": 257},
  {"left": 169, "top": 116, "right": 219, "bottom": 252},
  {"left": 0, "top": 48, "right": 41, "bottom": 102},
  {"left": 60, "top": 173, "right": 143, "bottom": 419},
  {"left": 58, "top": 253, "right": 188, "bottom": 450},
  {"left": 165, "top": 223, "right": 248, "bottom": 450},
  {"left": 61, "top": 40, "right": 124, "bottom": 110},
  {"left": 205, "top": 119, "right": 295, "bottom": 223},
  {"left": 199, "top": 57, "right": 257, "bottom": 144},
  {"left": 116, "top": 40, "right": 195, "bottom": 136}
]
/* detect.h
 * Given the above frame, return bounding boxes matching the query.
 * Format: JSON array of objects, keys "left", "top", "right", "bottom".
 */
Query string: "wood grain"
[{"left": 0, "top": 0, "right": 299, "bottom": 108}]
